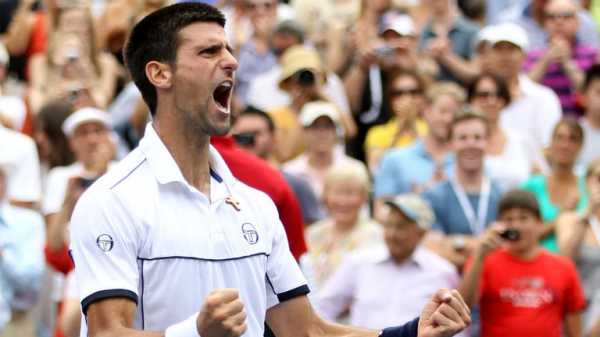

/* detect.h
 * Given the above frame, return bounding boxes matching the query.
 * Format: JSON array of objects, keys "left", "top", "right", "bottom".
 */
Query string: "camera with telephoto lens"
[
  {"left": 293, "top": 69, "right": 316, "bottom": 87},
  {"left": 499, "top": 228, "right": 520, "bottom": 241},
  {"left": 233, "top": 132, "right": 256, "bottom": 147}
]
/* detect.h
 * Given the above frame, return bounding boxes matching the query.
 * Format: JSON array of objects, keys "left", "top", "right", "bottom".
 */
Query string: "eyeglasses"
[
  {"left": 473, "top": 91, "right": 499, "bottom": 99},
  {"left": 545, "top": 12, "right": 576, "bottom": 20},
  {"left": 390, "top": 88, "right": 422, "bottom": 97}
]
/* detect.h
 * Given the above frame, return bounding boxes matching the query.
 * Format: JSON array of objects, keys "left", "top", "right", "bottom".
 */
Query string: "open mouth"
[{"left": 213, "top": 80, "right": 233, "bottom": 111}]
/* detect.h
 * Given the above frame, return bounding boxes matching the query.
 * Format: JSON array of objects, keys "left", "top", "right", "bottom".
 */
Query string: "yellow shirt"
[
  {"left": 268, "top": 106, "right": 305, "bottom": 163},
  {"left": 365, "top": 118, "right": 428, "bottom": 151}
]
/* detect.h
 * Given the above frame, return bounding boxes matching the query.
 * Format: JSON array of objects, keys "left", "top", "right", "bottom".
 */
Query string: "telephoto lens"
[{"left": 295, "top": 69, "right": 316, "bottom": 87}]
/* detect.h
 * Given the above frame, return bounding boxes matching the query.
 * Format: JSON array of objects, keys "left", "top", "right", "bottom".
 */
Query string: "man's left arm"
[{"left": 564, "top": 313, "right": 582, "bottom": 337}]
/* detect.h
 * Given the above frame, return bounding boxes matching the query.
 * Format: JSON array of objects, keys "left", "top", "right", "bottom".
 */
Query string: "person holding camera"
[
  {"left": 422, "top": 109, "right": 504, "bottom": 268},
  {"left": 459, "top": 189, "right": 586, "bottom": 337}
]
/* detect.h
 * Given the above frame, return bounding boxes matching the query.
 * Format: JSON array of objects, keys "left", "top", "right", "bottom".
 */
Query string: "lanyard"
[
  {"left": 450, "top": 176, "right": 491, "bottom": 235},
  {"left": 590, "top": 216, "right": 600, "bottom": 244}
]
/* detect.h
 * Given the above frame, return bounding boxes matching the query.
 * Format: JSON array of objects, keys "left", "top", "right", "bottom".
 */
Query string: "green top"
[{"left": 521, "top": 174, "right": 588, "bottom": 252}]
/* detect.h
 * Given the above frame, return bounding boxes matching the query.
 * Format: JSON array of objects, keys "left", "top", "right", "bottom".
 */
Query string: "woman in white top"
[{"left": 468, "top": 73, "right": 533, "bottom": 189}]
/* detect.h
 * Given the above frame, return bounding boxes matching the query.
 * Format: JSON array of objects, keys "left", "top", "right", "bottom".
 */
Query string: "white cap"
[
  {"left": 62, "top": 107, "right": 111, "bottom": 137},
  {"left": 0, "top": 42, "right": 9, "bottom": 66},
  {"left": 299, "top": 101, "right": 340, "bottom": 127},
  {"left": 379, "top": 12, "right": 416, "bottom": 36},
  {"left": 488, "top": 23, "right": 529, "bottom": 50}
]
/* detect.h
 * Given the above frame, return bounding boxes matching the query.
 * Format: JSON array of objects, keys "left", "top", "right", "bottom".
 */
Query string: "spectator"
[
  {"left": 459, "top": 189, "right": 586, "bottom": 337},
  {"left": 316, "top": 193, "right": 460, "bottom": 332},
  {"left": 283, "top": 101, "right": 362, "bottom": 200},
  {"left": 33, "top": 100, "right": 75, "bottom": 175},
  {"left": 231, "top": 107, "right": 324, "bottom": 225},
  {"left": 423, "top": 109, "right": 503, "bottom": 267},
  {"left": 364, "top": 70, "right": 428, "bottom": 173},
  {"left": 270, "top": 46, "right": 356, "bottom": 162},
  {"left": 524, "top": 0, "right": 599, "bottom": 116},
  {"left": 419, "top": 0, "right": 480, "bottom": 84},
  {"left": 557, "top": 158, "right": 600, "bottom": 334},
  {"left": 303, "top": 161, "right": 382, "bottom": 288},
  {"left": 522, "top": 118, "right": 588, "bottom": 253},
  {"left": 0, "top": 165, "right": 45, "bottom": 336},
  {"left": 28, "top": 4, "right": 121, "bottom": 114},
  {"left": 579, "top": 64, "right": 600, "bottom": 170},
  {"left": 0, "top": 42, "right": 27, "bottom": 132},
  {"left": 373, "top": 81, "right": 464, "bottom": 206},
  {"left": 467, "top": 73, "right": 533, "bottom": 189},
  {"left": 487, "top": 23, "right": 562, "bottom": 170},
  {"left": 0, "top": 111, "right": 41, "bottom": 209}
]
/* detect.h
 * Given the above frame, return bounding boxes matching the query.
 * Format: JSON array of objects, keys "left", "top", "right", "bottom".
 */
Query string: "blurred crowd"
[{"left": 1, "top": 0, "right": 600, "bottom": 336}]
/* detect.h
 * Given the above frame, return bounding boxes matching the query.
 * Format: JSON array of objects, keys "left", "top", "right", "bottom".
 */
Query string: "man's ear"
[{"left": 145, "top": 61, "right": 173, "bottom": 90}]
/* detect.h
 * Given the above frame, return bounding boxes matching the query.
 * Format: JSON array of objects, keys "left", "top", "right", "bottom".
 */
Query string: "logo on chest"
[
  {"left": 499, "top": 277, "right": 555, "bottom": 308},
  {"left": 241, "top": 223, "right": 259, "bottom": 245}
]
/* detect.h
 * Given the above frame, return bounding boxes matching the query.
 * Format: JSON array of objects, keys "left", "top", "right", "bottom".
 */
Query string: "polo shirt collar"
[{"left": 139, "top": 123, "right": 237, "bottom": 189}]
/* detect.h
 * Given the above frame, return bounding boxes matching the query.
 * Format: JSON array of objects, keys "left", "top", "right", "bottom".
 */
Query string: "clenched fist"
[
  {"left": 197, "top": 289, "right": 247, "bottom": 337},
  {"left": 418, "top": 289, "right": 471, "bottom": 337}
]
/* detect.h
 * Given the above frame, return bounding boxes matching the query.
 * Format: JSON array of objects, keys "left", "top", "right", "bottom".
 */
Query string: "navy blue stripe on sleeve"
[
  {"left": 81, "top": 289, "right": 138, "bottom": 315},
  {"left": 380, "top": 317, "right": 420, "bottom": 337},
  {"left": 277, "top": 284, "right": 310, "bottom": 302}
]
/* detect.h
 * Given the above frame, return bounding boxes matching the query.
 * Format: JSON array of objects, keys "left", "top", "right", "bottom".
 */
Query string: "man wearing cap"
[
  {"left": 43, "top": 107, "right": 115, "bottom": 275},
  {"left": 282, "top": 100, "right": 361, "bottom": 200},
  {"left": 316, "top": 194, "right": 462, "bottom": 334},
  {"left": 487, "top": 23, "right": 562, "bottom": 171}
]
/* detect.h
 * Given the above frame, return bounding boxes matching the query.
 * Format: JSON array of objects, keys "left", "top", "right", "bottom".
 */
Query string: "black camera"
[
  {"left": 499, "top": 229, "right": 520, "bottom": 241},
  {"left": 293, "top": 69, "right": 316, "bottom": 87},
  {"left": 233, "top": 132, "right": 256, "bottom": 147}
]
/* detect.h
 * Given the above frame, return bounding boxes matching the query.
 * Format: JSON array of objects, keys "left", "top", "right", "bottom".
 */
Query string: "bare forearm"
[
  {"left": 437, "top": 54, "right": 478, "bottom": 84},
  {"left": 46, "top": 208, "right": 73, "bottom": 251},
  {"left": 343, "top": 65, "right": 367, "bottom": 114},
  {"left": 588, "top": 317, "right": 600, "bottom": 337},
  {"left": 564, "top": 313, "right": 582, "bottom": 337},
  {"left": 90, "top": 327, "right": 163, "bottom": 337},
  {"left": 562, "top": 60, "right": 584, "bottom": 90},
  {"left": 5, "top": 5, "right": 34, "bottom": 55},
  {"left": 527, "top": 58, "right": 550, "bottom": 83},
  {"left": 458, "top": 253, "right": 484, "bottom": 308}
]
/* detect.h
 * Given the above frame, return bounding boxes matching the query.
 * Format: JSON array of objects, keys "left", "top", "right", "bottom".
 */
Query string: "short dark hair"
[
  {"left": 467, "top": 73, "right": 511, "bottom": 106},
  {"left": 583, "top": 64, "right": 600, "bottom": 91},
  {"left": 448, "top": 106, "right": 489, "bottom": 140},
  {"left": 238, "top": 106, "right": 275, "bottom": 132},
  {"left": 123, "top": 3, "right": 226, "bottom": 116},
  {"left": 498, "top": 189, "right": 541, "bottom": 220}
]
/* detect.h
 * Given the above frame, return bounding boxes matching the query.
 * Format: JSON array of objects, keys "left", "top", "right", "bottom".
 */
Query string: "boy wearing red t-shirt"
[{"left": 459, "top": 189, "right": 586, "bottom": 337}]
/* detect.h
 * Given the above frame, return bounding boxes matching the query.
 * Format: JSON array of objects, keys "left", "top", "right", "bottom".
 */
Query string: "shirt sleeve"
[
  {"left": 263, "top": 197, "right": 309, "bottom": 309},
  {"left": 69, "top": 187, "right": 142, "bottom": 315}
]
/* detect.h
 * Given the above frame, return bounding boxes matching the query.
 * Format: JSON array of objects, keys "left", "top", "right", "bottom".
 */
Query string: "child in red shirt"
[{"left": 460, "top": 189, "right": 586, "bottom": 337}]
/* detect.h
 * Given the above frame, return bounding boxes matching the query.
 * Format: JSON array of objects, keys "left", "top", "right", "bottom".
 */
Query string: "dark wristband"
[{"left": 379, "top": 317, "right": 420, "bottom": 337}]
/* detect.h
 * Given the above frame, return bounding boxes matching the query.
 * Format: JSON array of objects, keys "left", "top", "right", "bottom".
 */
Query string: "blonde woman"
[{"left": 303, "top": 161, "right": 383, "bottom": 288}]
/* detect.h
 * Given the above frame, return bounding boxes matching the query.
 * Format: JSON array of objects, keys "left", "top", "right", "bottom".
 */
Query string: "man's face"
[
  {"left": 500, "top": 208, "right": 541, "bottom": 255},
  {"left": 585, "top": 79, "right": 600, "bottom": 116},
  {"left": 247, "top": 0, "right": 277, "bottom": 30},
  {"left": 231, "top": 114, "right": 274, "bottom": 159},
  {"left": 383, "top": 207, "right": 425, "bottom": 263},
  {"left": 69, "top": 121, "right": 111, "bottom": 166},
  {"left": 451, "top": 119, "right": 488, "bottom": 173},
  {"left": 544, "top": 0, "right": 579, "bottom": 40},
  {"left": 490, "top": 42, "right": 525, "bottom": 80},
  {"left": 304, "top": 116, "right": 337, "bottom": 154},
  {"left": 171, "top": 22, "right": 238, "bottom": 136},
  {"left": 424, "top": 94, "right": 459, "bottom": 143}
]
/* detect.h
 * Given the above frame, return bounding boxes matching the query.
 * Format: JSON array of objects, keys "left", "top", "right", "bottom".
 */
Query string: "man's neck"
[
  {"left": 308, "top": 150, "right": 334, "bottom": 169},
  {"left": 423, "top": 134, "right": 449, "bottom": 160},
  {"left": 509, "top": 245, "right": 541, "bottom": 261},
  {"left": 153, "top": 115, "right": 212, "bottom": 196},
  {"left": 456, "top": 167, "right": 484, "bottom": 192}
]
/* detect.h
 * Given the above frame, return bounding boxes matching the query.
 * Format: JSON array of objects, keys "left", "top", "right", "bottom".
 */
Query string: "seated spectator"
[
  {"left": 364, "top": 70, "right": 428, "bottom": 173},
  {"left": 231, "top": 107, "right": 324, "bottom": 225},
  {"left": 373, "top": 82, "right": 464, "bottom": 209},
  {"left": 524, "top": 0, "right": 598, "bottom": 116},
  {"left": 316, "top": 193, "right": 460, "bottom": 332},
  {"left": 28, "top": 4, "right": 121, "bottom": 114},
  {"left": 0, "top": 42, "right": 27, "bottom": 132},
  {"left": 270, "top": 46, "right": 356, "bottom": 162},
  {"left": 423, "top": 109, "right": 504, "bottom": 267},
  {"left": 579, "top": 64, "right": 600, "bottom": 170},
  {"left": 419, "top": 0, "right": 480, "bottom": 84},
  {"left": 283, "top": 101, "right": 361, "bottom": 199},
  {"left": 487, "top": 23, "right": 562, "bottom": 171},
  {"left": 467, "top": 74, "right": 533, "bottom": 189},
  {"left": 522, "top": 118, "right": 588, "bottom": 253},
  {"left": 556, "top": 158, "right": 600, "bottom": 334},
  {"left": 0, "top": 165, "right": 45, "bottom": 335},
  {"left": 459, "top": 189, "right": 586, "bottom": 337},
  {"left": 0, "top": 112, "right": 41, "bottom": 209},
  {"left": 33, "top": 100, "right": 75, "bottom": 175},
  {"left": 303, "top": 161, "right": 382, "bottom": 288}
]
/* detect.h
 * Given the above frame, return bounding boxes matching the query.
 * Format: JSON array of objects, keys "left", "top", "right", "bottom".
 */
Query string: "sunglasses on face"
[
  {"left": 390, "top": 88, "right": 422, "bottom": 98},
  {"left": 474, "top": 91, "right": 499, "bottom": 99},
  {"left": 545, "top": 12, "right": 576, "bottom": 20}
]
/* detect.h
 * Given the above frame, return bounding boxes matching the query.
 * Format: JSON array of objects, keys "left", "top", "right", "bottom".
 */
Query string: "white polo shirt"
[
  {"left": 69, "top": 123, "right": 308, "bottom": 336},
  {"left": 0, "top": 125, "right": 41, "bottom": 203}
]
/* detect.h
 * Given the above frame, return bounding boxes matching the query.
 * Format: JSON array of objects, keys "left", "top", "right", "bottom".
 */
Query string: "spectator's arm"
[
  {"left": 457, "top": 250, "right": 485, "bottom": 308},
  {"left": 28, "top": 54, "right": 47, "bottom": 114},
  {"left": 561, "top": 58, "right": 585, "bottom": 91},
  {"left": 588, "top": 317, "right": 600, "bottom": 337},
  {"left": 527, "top": 53, "right": 552, "bottom": 83},
  {"left": 325, "top": 21, "right": 352, "bottom": 76},
  {"left": 60, "top": 298, "right": 82, "bottom": 337},
  {"left": 564, "top": 313, "right": 583, "bottom": 337},
  {"left": 44, "top": 243, "right": 74, "bottom": 274},
  {"left": 556, "top": 212, "right": 587, "bottom": 259},
  {"left": 4, "top": 0, "right": 37, "bottom": 56},
  {"left": 343, "top": 63, "right": 369, "bottom": 115},
  {"left": 93, "top": 53, "right": 123, "bottom": 109},
  {"left": 435, "top": 52, "right": 480, "bottom": 84}
]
